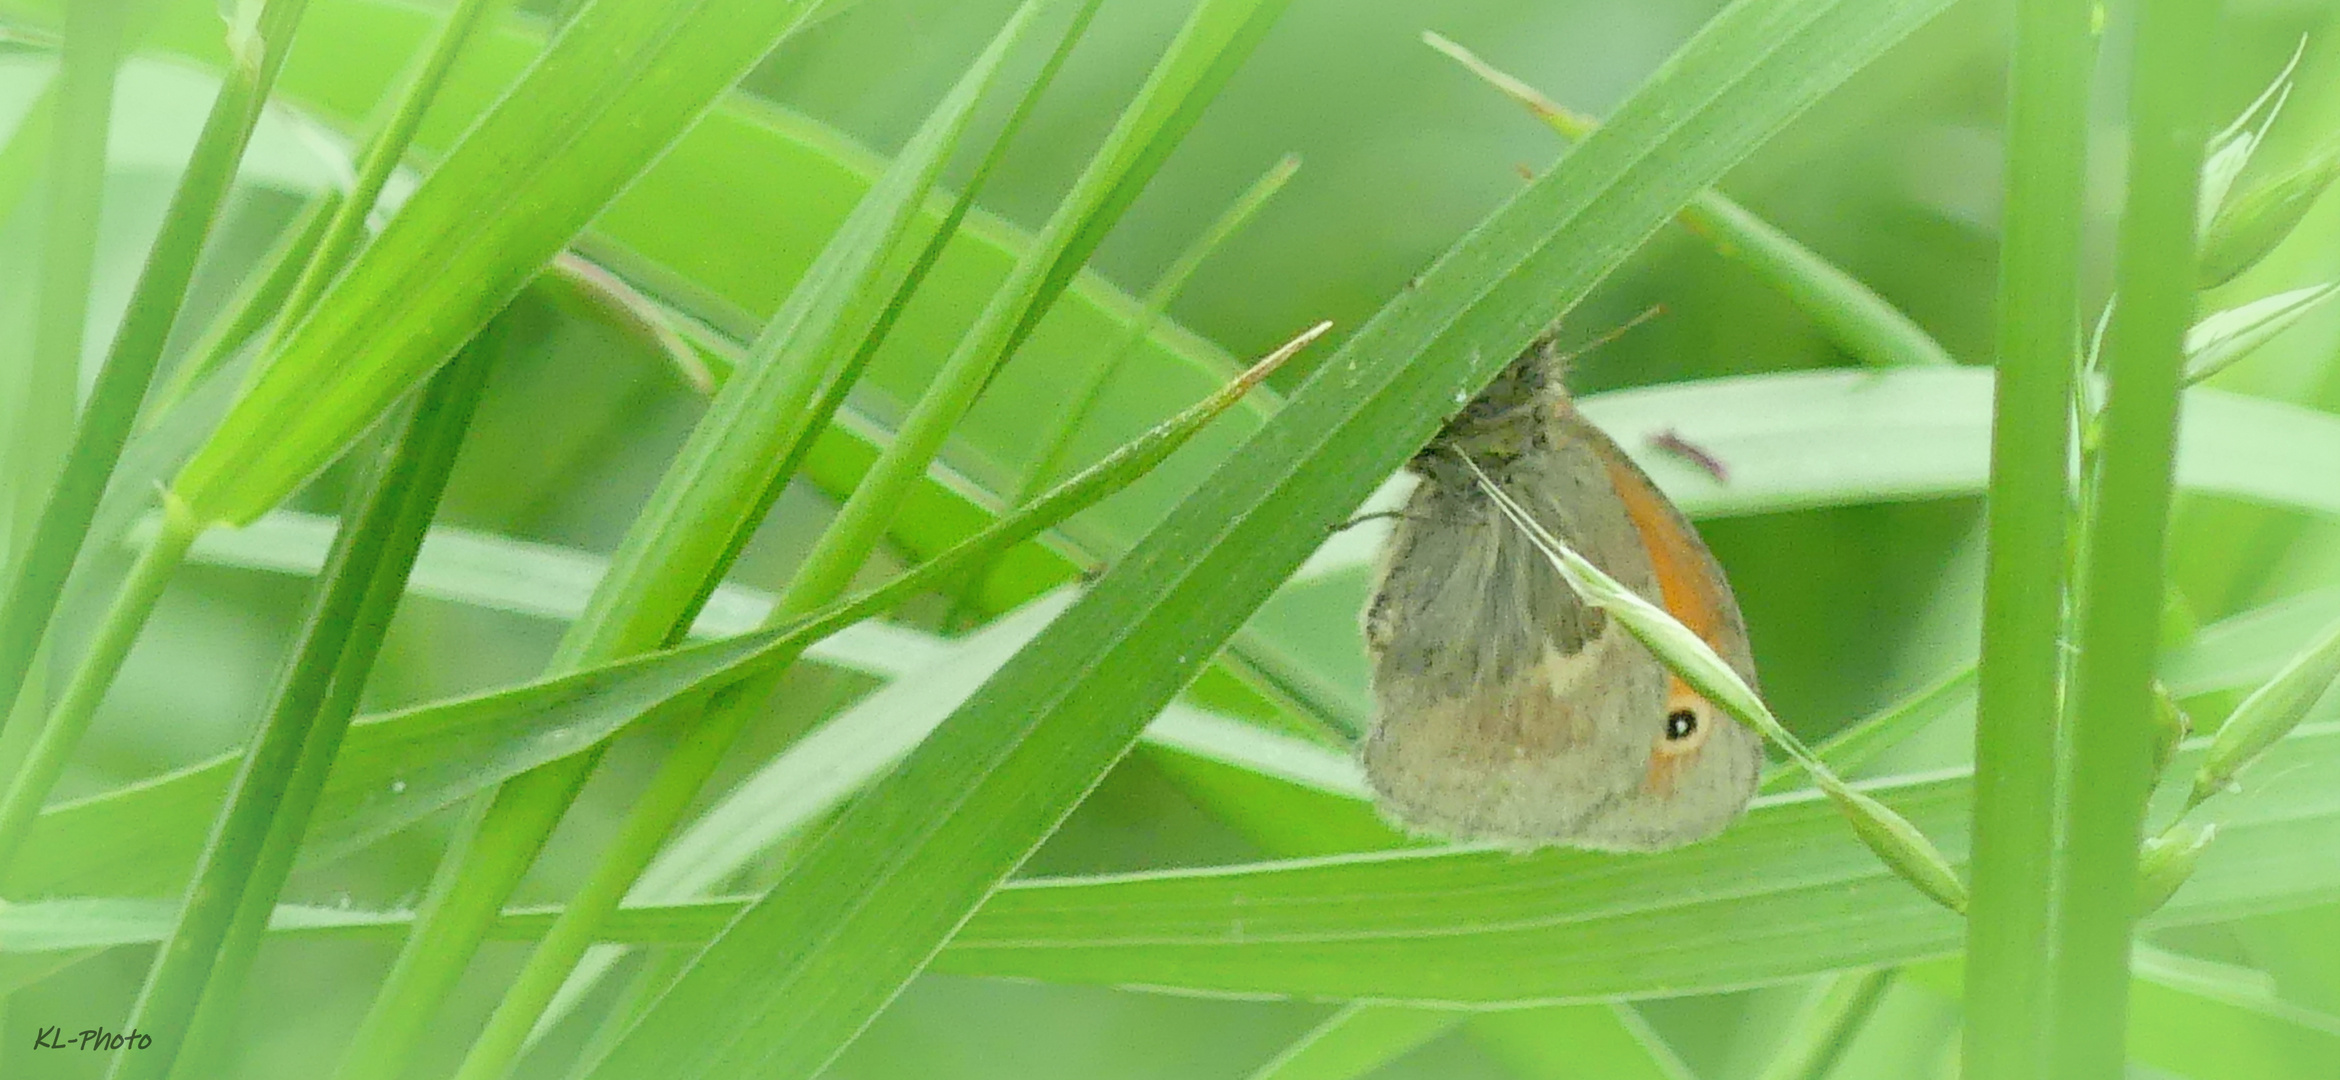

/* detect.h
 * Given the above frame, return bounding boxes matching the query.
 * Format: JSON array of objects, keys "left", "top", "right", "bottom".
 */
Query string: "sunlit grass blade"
[
  {"left": 574, "top": 1, "right": 1958, "bottom": 1077},
  {"left": 1237, "top": 1004, "right": 1461, "bottom": 1080},
  {"left": 106, "top": 323, "right": 500, "bottom": 1080},
  {"left": 0, "top": 0, "right": 310, "bottom": 774},
  {"left": 1421, "top": 29, "right": 1955, "bottom": 370}
]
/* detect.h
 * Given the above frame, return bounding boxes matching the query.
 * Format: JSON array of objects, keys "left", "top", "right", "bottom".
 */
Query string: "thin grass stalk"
[
  {"left": 7, "top": 0, "right": 126, "bottom": 554},
  {"left": 1961, "top": 0, "right": 2096, "bottom": 1072},
  {"left": 0, "top": 501, "right": 199, "bottom": 875},
  {"left": 0, "top": 0, "right": 313, "bottom": 751},
  {"left": 2047, "top": 0, "right": 2222, "bottom": 1075},
  {"left": 110, "top": 323, "right": 501, "bottom": 1080}
]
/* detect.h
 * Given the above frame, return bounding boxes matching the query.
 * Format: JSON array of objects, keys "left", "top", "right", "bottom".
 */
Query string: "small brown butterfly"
[{"left": 1361, "top": 339, "right": 1762, "bottom": 851}]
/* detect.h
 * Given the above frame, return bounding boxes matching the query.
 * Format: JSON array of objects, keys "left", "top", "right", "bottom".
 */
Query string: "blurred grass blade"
[
  {"left": 167, "top": 0, "right": 844, "bottom": 529},
  {"left": 1422, "top": 29, "right": 1956, "bottom": 370},
  {"left": 109, "top": 324, "right": 501, "bottom": 1080},
  {"left": 2050, "top": 0, "right": 2221, "bottom": 1074},
  {"left": 1469, "top": 1004, "right": 1697, "bottom": 1080},
  {"left": 141, "top": 190, "right": 344, "bottom": 424},
  {"left": 1751, "top": 969, "right": 1898, "bottom": 1080},
  {"left": 2187, "top": 613, "right": 2340, "bottom": 811},
  {"left": 1238, "top": 1004, "right": 1462, "bottom": 1080},
  {"left": 0, "top": 0, "right": 310, "bottom": 764},
  {"left": 6, "top": 0, "right": 128, "bottom": 554},
  {"left": 467, "top": 324, "right": 1317, "bottom": 1063},
  {"left": 577, "top": 1, "right": 1958, "bottom": 1077},
  {"left": 2182, "top": 283, "right": 2338, "bottom": 385}
]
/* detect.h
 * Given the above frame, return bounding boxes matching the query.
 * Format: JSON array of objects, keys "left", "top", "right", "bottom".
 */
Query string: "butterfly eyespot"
[{"left": 1665, "top": 709, "right": 1699, "bottom": 741}]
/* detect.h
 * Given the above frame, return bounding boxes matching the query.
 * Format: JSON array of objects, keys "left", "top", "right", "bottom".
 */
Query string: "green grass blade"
[
  {"left": 17, "top": 724, "right": 2340, "bottom": 1005},
  {"left": 2050, "top": 1, "right": 2223, "bottom": 1075},
  {"left": 768, "top": 0, "right": 1292, "bottom": 621},
  {"left": 0, "top": 0, "right": 310, "bottom": 764},
  {"left": 5, "top": 0, "right": 125, "bottom": 552},
  {"left": 150, "top": 0, "right": 509, "bottom": 418},
  {"left": 110, "top": 322, "right": 500, "bottom": 1080},
  {"left": 431, "top": 13, "right": 1057, "bottom": 1075},
  {"left": 1962, "top": 0, "right": 2097, "bottom": 1063},
  {"left": 166, "top": 0, "right": 838, "bottom": 530},
  {"left": 1749, "top": 969, "right": 1898, "bottom": 1080},
  {"left": 576, "top": 1, "right": 1955, "bottom": 1077}
]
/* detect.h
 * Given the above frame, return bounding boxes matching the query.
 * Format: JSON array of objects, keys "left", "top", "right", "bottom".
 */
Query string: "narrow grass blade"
[
  {"left": 1962, "top": 0, "right": 2095, "bottom": 1070},
  {"left": 6, "top": 0, "right": 127, "bottom": 552},
  {"left": 2050, "top": 0, "right": 2222, "bottom": 1074},
  {"left": 1422, "top": 29, "right": 1956, "bottom": 370},
  {"left": 1750, "top": 969, "right": 1898, "bottom": 1080},
  {"left": 1023, "top": 152, "right": 1300, "bottom": 497},
  {"left": 0, "top": 0, "right": 310, "bottom": 762},
  {"left": 576, "top": 2, "right": 1958, "bottom": 1077},
  {"left": 167, "top": 0, "right": 839, "bottom": 530},
  {"left": 1238, "top": 1004, "right": 1461, "bottom": 1080},
  {"left": 769, "top": 0, "right": 1289, "bottom": 622},
  {"left": 109, "top": 321, "right": 500, "bottom": 1080}
]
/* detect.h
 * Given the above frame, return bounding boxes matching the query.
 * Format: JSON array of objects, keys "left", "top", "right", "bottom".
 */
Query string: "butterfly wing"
[{"left": 1361, "top": 411, "right": 1761, "bottom": 852}]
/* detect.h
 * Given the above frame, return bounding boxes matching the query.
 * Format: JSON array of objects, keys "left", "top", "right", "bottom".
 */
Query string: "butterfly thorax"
[{"left": 1410, "top": 347, "right": 1568, "bottom": 488}]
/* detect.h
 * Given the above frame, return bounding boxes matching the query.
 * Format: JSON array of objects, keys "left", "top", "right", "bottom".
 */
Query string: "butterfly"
[{"left": 1361, "top": 339, "right": 1762, "bottom": 851}]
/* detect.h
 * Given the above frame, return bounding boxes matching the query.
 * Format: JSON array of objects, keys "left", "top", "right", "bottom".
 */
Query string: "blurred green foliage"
[{"left": 2, "top": 0, "right": 2339, "bottom": 1078}]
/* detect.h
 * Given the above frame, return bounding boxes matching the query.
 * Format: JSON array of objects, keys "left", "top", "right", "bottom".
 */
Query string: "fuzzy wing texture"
[{"left": 1362, "top": 415, "right": 1762, "bottom": 851}]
